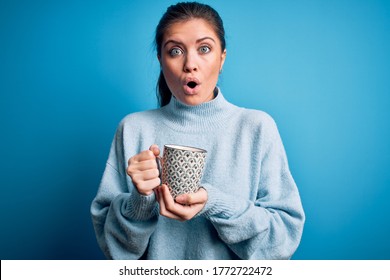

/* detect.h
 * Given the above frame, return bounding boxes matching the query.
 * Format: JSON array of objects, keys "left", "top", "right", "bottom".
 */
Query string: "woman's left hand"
[{"left": 155, "top": 184, "right": 207, "bottom": 221}]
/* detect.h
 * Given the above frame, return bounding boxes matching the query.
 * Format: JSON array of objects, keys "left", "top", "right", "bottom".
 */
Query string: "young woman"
[{"left": 91, "top": 2, "right": 305, "bottom": 260}]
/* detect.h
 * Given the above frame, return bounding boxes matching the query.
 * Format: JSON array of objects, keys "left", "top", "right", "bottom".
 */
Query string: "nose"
[{"left": 183, "top": 52, "right": 198, "bottom": 73}]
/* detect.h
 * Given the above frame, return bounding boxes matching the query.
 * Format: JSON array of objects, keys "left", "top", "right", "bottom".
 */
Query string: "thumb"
[
  {"left": 176, "top": 188, "right": 207, "bottom": 205},
  {"left": 149, "top": 144, "right": 160, "bottom": 157}
]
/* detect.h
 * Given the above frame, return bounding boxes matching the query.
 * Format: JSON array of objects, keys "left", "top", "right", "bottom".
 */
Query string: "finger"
[
  {"left": 149, "top": 144, "right": 160, "bottom": 157},
  {"left": 159, "top": 185, "right": 199, "bottom": 220},
  {"left": 128, "top": 150, "right": 156, "bottom": 165},
  {"left": 134, "top": 177, "right": 161, "bottom": 195},
  {"left": 127, "top": 160, "right": 158, "bottom": 179},
  {"left": 159, "top": 184, "right": 176, "bottom": 211},
  {"left": 128, "top": 159, "right": 158, "bottom": 174},
  {"left": 157, "top": 186, "right": 184, "bottom": 221},
  {"left": 175, "top": 188, "right": 208, "bottom": 205},
  {"left": 131, "top": 168, "right": 159, "bottom": 181}
]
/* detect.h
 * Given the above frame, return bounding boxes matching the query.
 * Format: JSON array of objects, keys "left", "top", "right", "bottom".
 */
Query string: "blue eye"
[
  {"left": 169, "top": 48, "right": 183, "bottom": 57},
  {"left": 199, "top": 46, "right": 211, "bottom": 54}
]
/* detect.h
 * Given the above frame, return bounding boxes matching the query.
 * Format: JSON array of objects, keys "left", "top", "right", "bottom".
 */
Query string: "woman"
[{"left": 91, "top": 2, "right": 305, "bottom": 260}]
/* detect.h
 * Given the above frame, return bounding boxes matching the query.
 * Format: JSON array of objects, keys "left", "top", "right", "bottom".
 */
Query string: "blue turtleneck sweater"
[{"left": 91, "top": 90, "right": 305, "bottom": 259}]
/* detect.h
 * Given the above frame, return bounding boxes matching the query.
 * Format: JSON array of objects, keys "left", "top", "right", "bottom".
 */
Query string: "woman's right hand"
[{"left": 127, "top": 144, "right": 161, "bottom": 196}]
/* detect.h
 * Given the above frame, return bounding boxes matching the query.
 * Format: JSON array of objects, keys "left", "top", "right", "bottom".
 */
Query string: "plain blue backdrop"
[{"left": 1, "top": 0, "right": 389, "bottom": 259}]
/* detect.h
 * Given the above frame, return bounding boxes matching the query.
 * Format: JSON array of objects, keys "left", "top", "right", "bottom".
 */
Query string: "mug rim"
[{"left": 164, "top": 144, "right": 207, "bottom": 153}]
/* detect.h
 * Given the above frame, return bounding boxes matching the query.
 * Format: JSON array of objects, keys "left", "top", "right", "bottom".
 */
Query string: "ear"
[
  {"left": 157, "top": 55, "right": 162, "bottom": 65},
  {"left": 220, "top": 49, "right": 227, "bottom": 71}
]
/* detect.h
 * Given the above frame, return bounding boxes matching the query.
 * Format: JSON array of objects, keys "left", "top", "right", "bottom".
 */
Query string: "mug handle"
[{"left": 156, "top": 156, "right": 163, "bottom": 184}]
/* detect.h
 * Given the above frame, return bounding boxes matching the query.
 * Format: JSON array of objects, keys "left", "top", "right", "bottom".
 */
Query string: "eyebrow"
[{"left": 163, "top": 36, "right": 216, "bottom": 48}]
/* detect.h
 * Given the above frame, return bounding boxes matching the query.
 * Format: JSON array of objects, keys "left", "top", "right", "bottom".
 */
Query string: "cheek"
[
  {"left": 161, "top": 62, "right": 182, "bottom": 92},
  {"left": 162, "top": 60, "right": 180, "bottom": 78},
  {"left": 210, "top": 55, "right": 223, "bottom": 70},
  {"left": 163, "top": 69, "right": 178, "bottom": 85},
  {"left": 206, "top": 58, "right": 222, "bottom": 77}
]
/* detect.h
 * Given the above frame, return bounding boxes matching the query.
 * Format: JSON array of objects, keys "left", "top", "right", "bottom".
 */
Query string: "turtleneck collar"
[{"left": 160, "top": 88, "right": 239, "bottom": 132}]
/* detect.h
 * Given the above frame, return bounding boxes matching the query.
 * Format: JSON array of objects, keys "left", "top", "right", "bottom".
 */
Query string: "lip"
[{"left": 183, "top": 77, "right": 201, "bottom": 95}]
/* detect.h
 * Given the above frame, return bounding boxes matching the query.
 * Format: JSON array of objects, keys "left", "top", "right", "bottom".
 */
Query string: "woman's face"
[{"left": 159, "top": 18, "right": 226, "bottom": 106}]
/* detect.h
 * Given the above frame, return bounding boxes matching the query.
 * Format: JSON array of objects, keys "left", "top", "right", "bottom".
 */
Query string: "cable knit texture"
[{"left": 91, "top": 90, "right": 305, "bottom": 259}]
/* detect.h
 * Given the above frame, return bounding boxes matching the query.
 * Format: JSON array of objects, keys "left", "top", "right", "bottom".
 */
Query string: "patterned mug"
[{"left": 156, "top": 144, "right": 207, "bottom": 199}]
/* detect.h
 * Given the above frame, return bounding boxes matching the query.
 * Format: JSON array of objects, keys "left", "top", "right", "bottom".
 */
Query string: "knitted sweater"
[{"left": 91, "top": 90, "right": 305, "bottom": 260}]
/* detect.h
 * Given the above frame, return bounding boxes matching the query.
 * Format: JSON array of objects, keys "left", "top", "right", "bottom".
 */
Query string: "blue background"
[{"left": 1, "top": 0, "right": 389, "bottom": 259}]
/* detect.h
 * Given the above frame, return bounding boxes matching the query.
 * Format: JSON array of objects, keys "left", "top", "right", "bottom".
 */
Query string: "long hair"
[{"left": 155, "top": 2, "right": 226, "bottom": 107}]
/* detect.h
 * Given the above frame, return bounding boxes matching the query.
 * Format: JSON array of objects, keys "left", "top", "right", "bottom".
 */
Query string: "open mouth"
[{"left": 187, "top": 81, "right": 198, "bottom": 89}]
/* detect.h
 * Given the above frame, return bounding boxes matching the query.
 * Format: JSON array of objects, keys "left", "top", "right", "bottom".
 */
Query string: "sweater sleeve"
[
  {"left": 90, "top": 128, "right": 159, "bottom": 259},
  {"left": 199, "top": 117, "right": 305, "bottom": 260}
]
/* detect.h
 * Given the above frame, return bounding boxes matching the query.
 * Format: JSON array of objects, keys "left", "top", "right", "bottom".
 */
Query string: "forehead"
[{"left": 163, "top": 18, "right": 219, "bottom": 43}]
